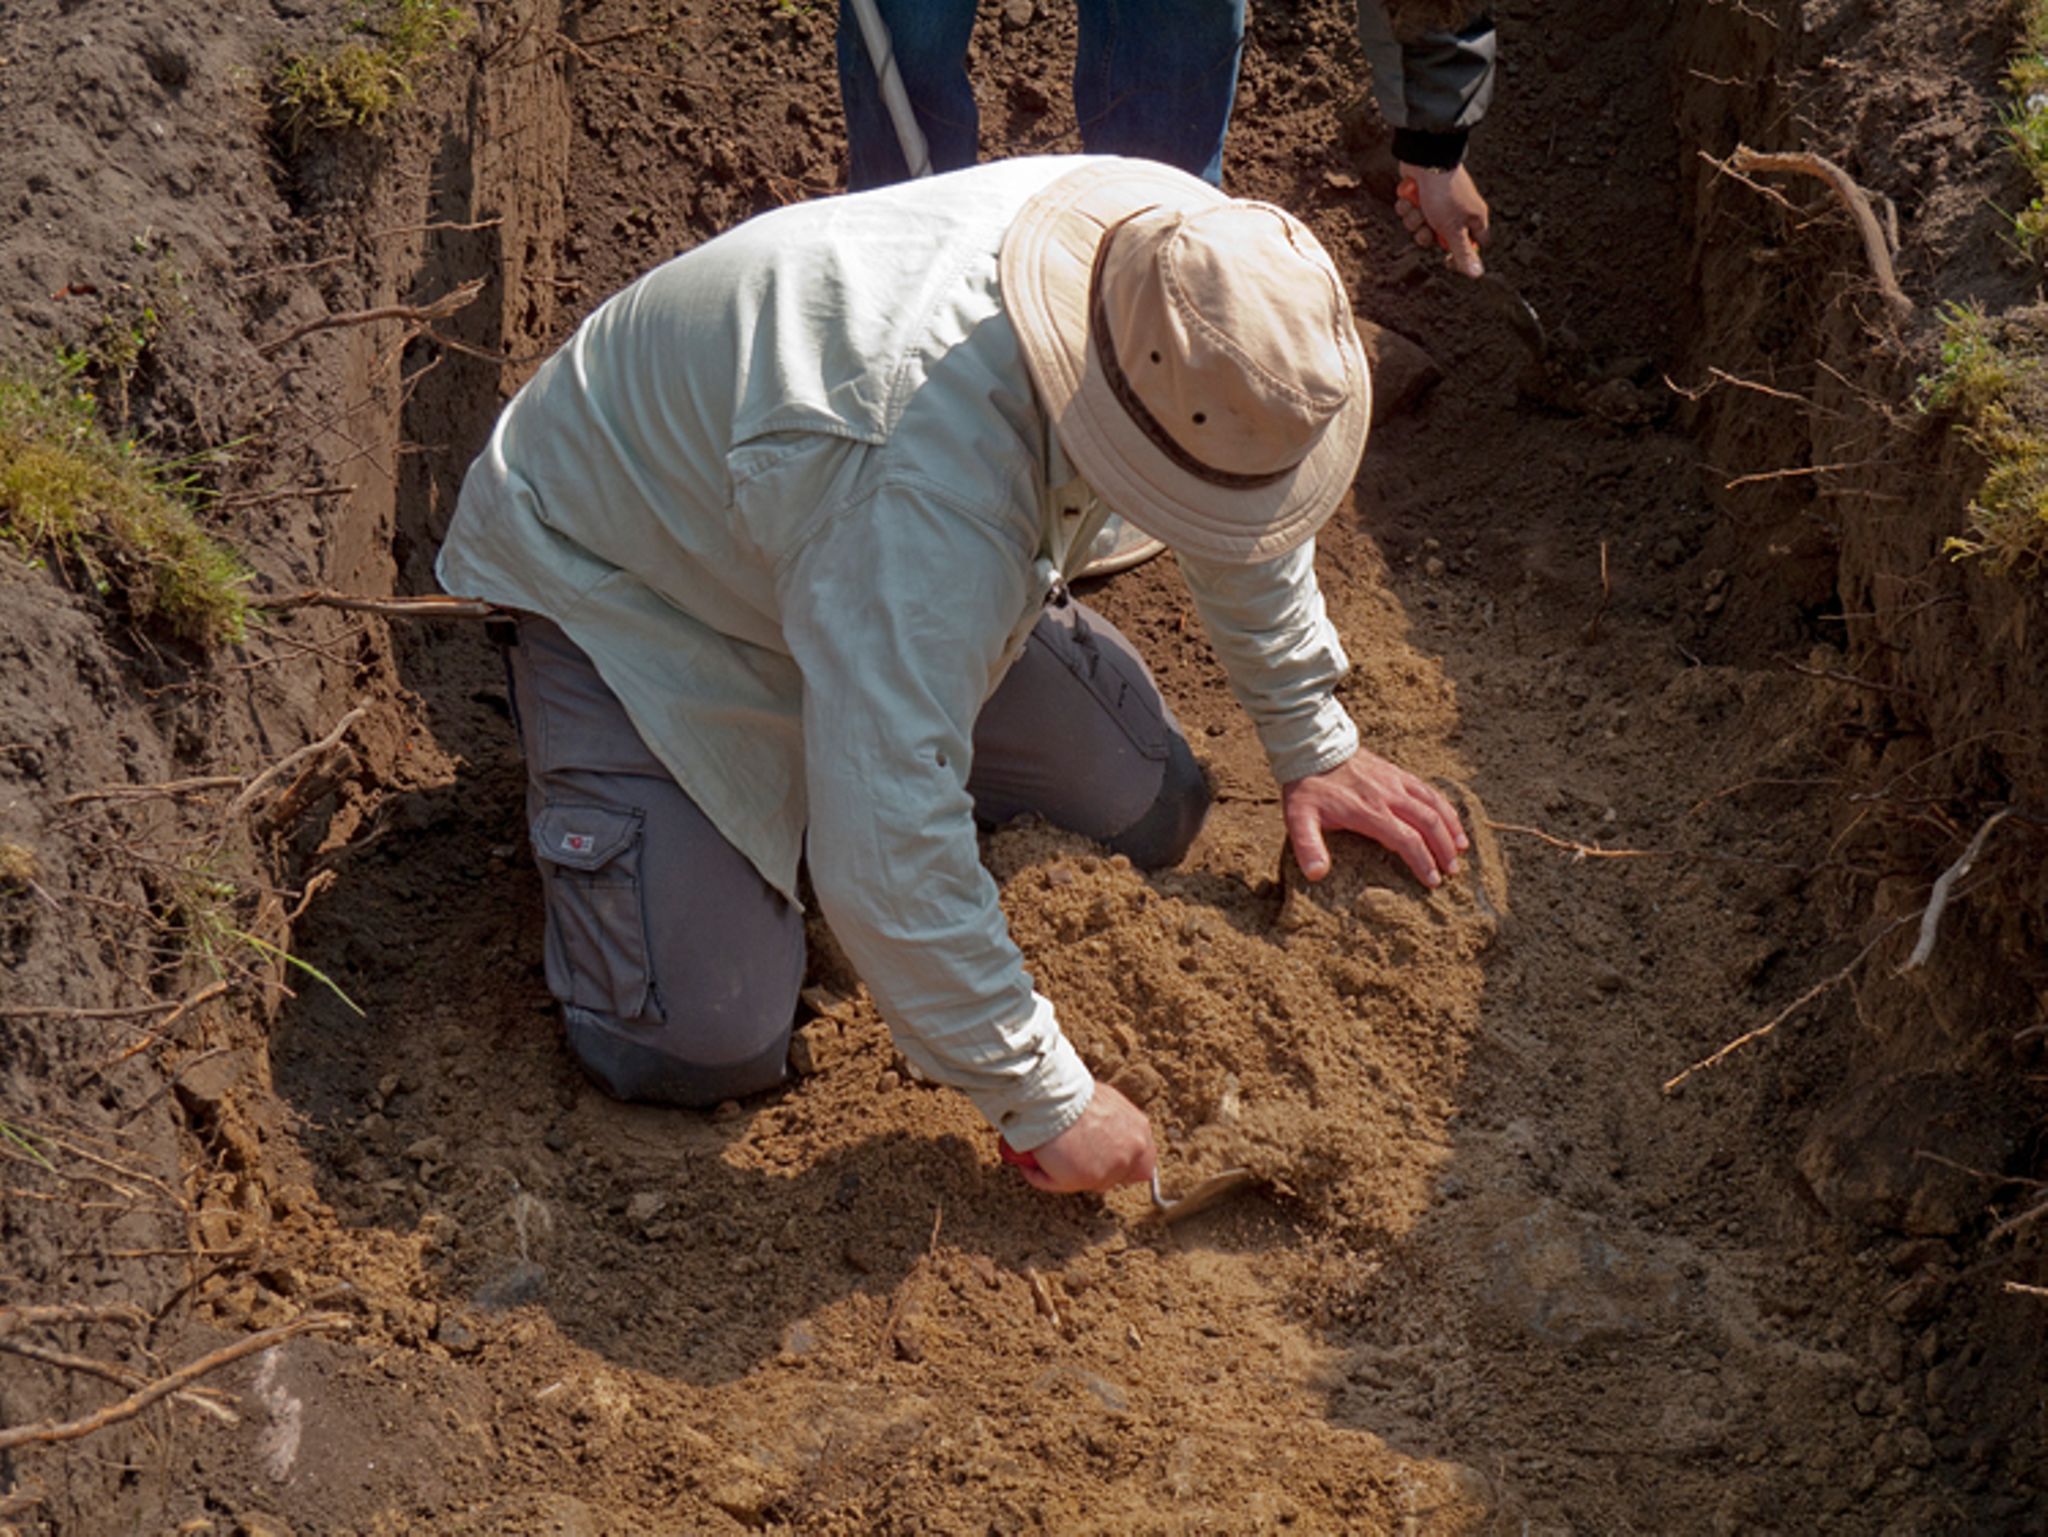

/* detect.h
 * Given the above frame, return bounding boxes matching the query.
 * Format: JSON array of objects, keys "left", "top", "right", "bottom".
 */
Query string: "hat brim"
[{"left": 1000, "top": 159, "right": 1372, "bottom": 566}]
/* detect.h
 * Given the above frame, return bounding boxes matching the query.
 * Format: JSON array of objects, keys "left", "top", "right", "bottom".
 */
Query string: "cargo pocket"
[{"left": 530, "top": 803, "right": 657, "bottom": 1022}]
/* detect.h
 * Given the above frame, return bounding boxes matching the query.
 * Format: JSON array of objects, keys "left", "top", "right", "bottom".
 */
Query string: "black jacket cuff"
[{"left": 1392, "top": 127, "right": 1469, "bottom": 171}]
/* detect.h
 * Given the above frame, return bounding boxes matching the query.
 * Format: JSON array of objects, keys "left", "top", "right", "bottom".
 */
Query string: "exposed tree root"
[{"left": 1713, "top": 145, "right": 1913, "bottom": 318}]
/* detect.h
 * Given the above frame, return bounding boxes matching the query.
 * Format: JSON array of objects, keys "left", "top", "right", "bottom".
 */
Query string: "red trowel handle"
[
  {"left": 1395, "top": 177, "right": 1451, "bottom": 253},
  {"left": 997, "top": 1138, "right": 1042, "bottom": 1172}
]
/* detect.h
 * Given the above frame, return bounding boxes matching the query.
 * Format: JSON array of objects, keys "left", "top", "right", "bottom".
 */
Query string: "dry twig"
[
  {"left": 251, "top": 589, "right": 498, "bottom": 620},
  {"left": 257, "top": 277, "right": 488, "bottom": 356},
  {"left": 0, "top": 1314, "right": 349, "bottom": 1452},
  {"left": 1662, "top": 916, "right": 1915, "bottom": 1095},
  {"left": 0, "top": 1303, "right": 147, "bottom": 1340},
  {"left": 220, "top": 706, "right": 367, "bottom": 828},
  {"left": 0, "top": 1338, "right": 237, "bottom": 1425},
  {"left": 0, "top": 985, "right": 223, "bottom": 1023}
]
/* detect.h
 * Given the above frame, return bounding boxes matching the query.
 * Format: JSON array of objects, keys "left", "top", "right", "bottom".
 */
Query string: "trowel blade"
[
  {"left": 1151, "top": 1166, "right": 1258, "bottom": 1225},
  {"left": 1477, "top": 272, "right": 1548, "bottom": 359}
]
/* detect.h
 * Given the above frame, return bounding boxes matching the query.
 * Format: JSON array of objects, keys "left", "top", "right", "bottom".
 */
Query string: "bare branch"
[
  {"left": 0, "top": 1314, "right": 349, "bottom": 1452},
  {"left": 251, "top": 589, "right": 499, "bottom": 620},
  {"left": 1663, "top": 917, "right": 1915, "bottom": 1095}
]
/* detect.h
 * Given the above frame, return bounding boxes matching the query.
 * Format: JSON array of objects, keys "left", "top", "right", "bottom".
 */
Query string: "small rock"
[
  {"left": 1356, "top": 318, "right": 1442, "bottom": 424},
  {"left": 968, "top": 1255, "right": 1001, "bottom": 1289},
  {"left": 473, "top": 1259, "right": 546, "bottom": 1310},
  {"left": 1423, "top": 555, "right": 1447, "bottom": 578},
  {"left": 842, "top": 1238, "right": 875, "bottom": 1274},
  {"left": 435, "top": 1315, "right": 480, "bottom": 1355},
  {"left": 779, "top": 1320, "right": 817, "bottom": 1359},
  {"left": 711, "top": 1099, "right": 743, "bottom": 1121},
  {"left": 1109, "top": 1061, "right": 1164, "bottom": 1107},
  {"left": 404, "top": 1135, "right": 447, "bottom": 1165},
  {"left": 892, "top": 1320, "right": 926, "bottom": 1363},
  {"left": 788, "top": 1025, "right": 832, "bottom": 1077},
  {"left": 234, "top": 1515, "right": 294, "bottom": 1537},
  {"left": 625, "top": 1191, "right": 668, "bottom": 1229}
]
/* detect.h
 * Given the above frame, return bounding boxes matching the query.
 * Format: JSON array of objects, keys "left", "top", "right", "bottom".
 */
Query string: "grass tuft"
[
  {"left": 0, "top": 369, "right": 248, "bottom": 645},
  {"left": 272, "top": 0, "right": 473, "bottom": 146},
  {"left": 2008, "top": 2, "right": 2048, "bottom": 247}
]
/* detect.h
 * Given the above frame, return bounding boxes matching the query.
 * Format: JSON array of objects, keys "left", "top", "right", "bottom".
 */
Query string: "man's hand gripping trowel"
[
  {"left": 1396, "top": 177, "right": 1549, "bottom": 362},
  {"left": 998, "top": 1139, "right": 1256, "bottom": 1225}
]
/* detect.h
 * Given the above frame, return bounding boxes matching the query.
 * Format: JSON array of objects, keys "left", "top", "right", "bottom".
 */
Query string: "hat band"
[{"left": 1087, "top": 220, "right": 1297, "bottom": 493}]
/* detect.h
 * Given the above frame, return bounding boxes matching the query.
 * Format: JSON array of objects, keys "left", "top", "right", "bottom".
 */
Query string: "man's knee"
[
  {"left": 1104, "top": 731, "right": 1212, "bottom": 870},
  {"left": 564, "top": 1006, "right": 793, "bottom": 1107}
]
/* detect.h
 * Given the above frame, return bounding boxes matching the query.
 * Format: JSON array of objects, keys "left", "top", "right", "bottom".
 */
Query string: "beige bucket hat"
[{"left": 1000, "top": 158, "right": 1372, "bottom": 566}]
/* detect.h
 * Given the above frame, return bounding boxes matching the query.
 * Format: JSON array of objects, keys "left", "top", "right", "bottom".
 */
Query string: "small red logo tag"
[{"left": 562, "top": 832, "right": 594, "bottom": 854}]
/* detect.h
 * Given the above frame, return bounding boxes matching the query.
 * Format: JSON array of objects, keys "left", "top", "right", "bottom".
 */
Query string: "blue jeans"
[{"left": 836, "top": 0, "right": 1246, "bottom": 189}]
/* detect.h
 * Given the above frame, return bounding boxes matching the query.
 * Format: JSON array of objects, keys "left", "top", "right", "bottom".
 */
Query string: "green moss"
[
  {"left": 272, "top": 0, "right": 473, "bottom": 146},
  {"left": 0, "top": 370, "right": 248, "bottom": 645}
]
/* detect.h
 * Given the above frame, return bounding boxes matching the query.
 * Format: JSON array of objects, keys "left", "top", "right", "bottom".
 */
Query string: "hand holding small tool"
[
  {"left": 1396, "top": 166, "right": 1490, "bottom": 278},
  {"left": 1000, "top": 1080, "right": 1155, "bottom": 1193}
]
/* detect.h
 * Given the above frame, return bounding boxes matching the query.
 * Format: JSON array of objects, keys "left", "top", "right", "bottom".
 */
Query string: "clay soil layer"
[{"left": 1, "top": 1, "right": 2044, "bottom": 1533}]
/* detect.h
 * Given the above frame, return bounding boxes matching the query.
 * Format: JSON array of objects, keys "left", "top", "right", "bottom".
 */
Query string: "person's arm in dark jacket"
[{"left": 1356, "top": 5, "right": 1496, "bottom": 276}]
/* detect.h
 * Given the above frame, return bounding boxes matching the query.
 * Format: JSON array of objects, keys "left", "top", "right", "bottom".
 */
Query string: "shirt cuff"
[
  {"left": 1267, "top": 699, "right": 1360, "bottom": 785},
  {"left": 1394, "top": 127, "right": 1469, "bottom": 171},
  {"left": 965, "top": 992, "right": 1096, "bottom": 1151}
]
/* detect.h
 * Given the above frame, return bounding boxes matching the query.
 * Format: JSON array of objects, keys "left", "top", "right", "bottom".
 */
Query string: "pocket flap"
[{"left": 532, "top": 804, "right": 641, "bottom": 872}]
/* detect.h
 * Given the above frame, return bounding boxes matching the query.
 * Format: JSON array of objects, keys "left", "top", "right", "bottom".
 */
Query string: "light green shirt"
[{"left": 436, "top": 156, "right": 1359, "bottom": 1147}]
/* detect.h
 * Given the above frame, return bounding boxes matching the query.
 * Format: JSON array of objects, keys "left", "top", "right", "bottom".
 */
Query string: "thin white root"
[{"left": 1899, "top": 809, "right": 2010, "bottom": 973}]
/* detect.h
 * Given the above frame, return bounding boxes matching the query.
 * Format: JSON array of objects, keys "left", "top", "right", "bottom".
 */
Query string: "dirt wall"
[{"left": 1670, "top": 0, "right": 2048, "bottom": 1337}]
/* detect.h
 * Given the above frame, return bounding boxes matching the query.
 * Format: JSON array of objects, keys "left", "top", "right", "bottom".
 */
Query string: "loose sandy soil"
[{"left": 2, "top": 1, "right": 2045, "bottom": 1533}]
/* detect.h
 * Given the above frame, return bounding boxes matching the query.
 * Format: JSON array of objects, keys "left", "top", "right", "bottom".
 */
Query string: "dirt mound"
[{"left": 986, "top": 810, "right": 1504, "bottom": 1234}]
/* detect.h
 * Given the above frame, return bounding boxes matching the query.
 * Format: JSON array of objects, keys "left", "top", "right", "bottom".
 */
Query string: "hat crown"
[{"left": 1098, "top": 203, "right": 1353, "bottom": 480}]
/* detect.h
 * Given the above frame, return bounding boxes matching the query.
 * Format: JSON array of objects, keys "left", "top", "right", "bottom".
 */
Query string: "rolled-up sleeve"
[
  {"left": 777, "top": 480, "right": 1094, "bottom": 1149},
  {"left": 1179, "top": 540, "right": 1360, "bottom": 784}
]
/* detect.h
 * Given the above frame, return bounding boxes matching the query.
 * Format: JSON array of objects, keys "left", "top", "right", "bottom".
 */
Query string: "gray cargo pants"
[{"left": 505, "top": 596, "right": 1209, "bottom": 1107}]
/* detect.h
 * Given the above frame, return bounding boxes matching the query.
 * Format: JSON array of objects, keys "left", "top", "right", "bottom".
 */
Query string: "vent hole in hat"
[{"left": 1193, "top": 412, "right": 1207, "bottom": 425}]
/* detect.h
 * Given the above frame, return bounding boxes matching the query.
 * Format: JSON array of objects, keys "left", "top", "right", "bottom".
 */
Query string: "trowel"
[{"left": 1396, "top": 178, "right": 1549, "bottom": 361}]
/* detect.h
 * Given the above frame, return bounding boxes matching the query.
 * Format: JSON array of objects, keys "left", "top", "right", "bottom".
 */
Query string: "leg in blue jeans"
[
  {"left": 838, "top": 0, "right": 1245, "bottom": 190},
  {"left": 1074, "top": 0, "right": 1245, "bottom": 185},
  {"left": 837, "top": 0, "right": 981, "bottom": 190}
]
